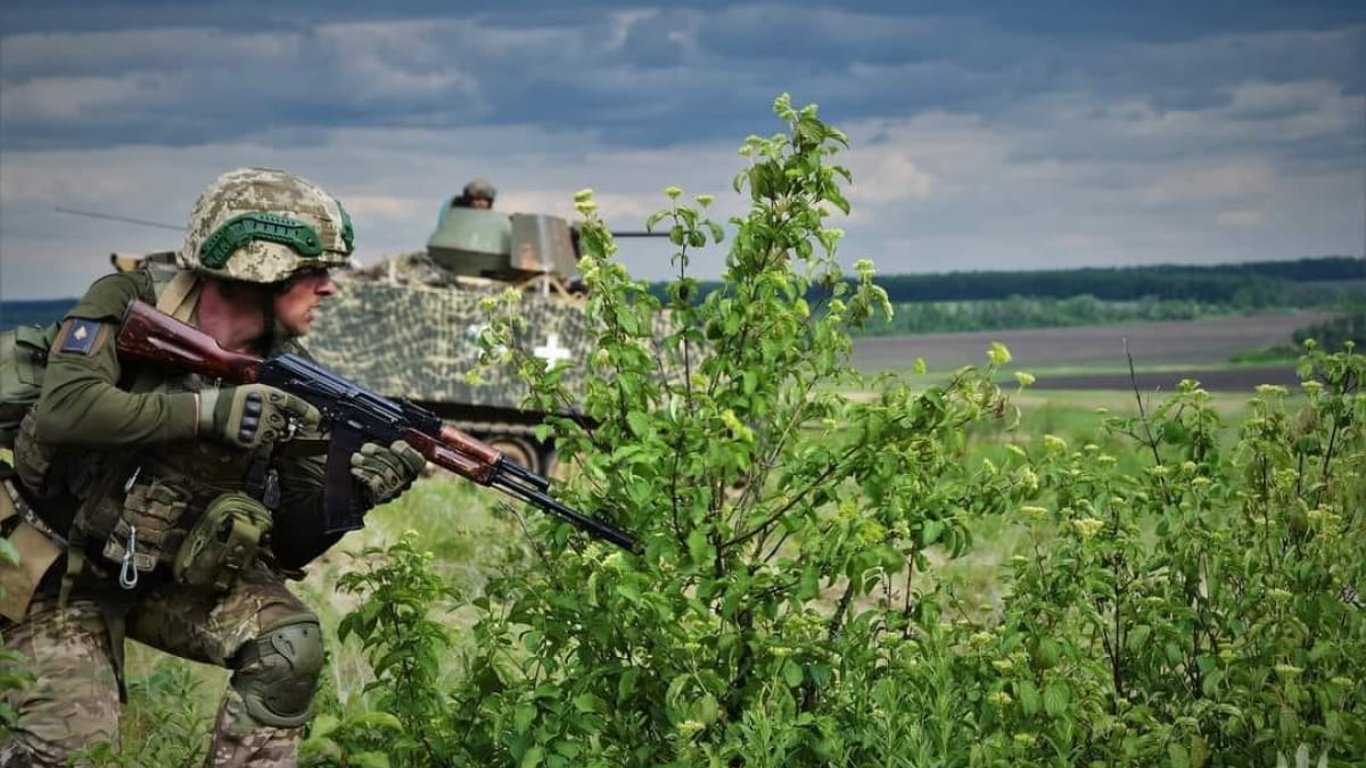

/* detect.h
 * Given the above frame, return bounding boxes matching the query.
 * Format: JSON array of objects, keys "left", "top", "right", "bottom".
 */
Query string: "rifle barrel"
[{"left": 493, "top": 476, "right": 639, "bottom": 553}]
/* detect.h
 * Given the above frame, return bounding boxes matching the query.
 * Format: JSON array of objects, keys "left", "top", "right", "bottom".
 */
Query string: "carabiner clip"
[{"left": 119, "top": 524, "right": 139, "bottom": 589}]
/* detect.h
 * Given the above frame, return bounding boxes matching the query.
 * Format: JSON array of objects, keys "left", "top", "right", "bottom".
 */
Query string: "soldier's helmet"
[
  {"left": 180, "top": 167, "right": 354, "bottom": 284},
  {"left": 462, "top": 178, "right": 497, "bottom": 203}
]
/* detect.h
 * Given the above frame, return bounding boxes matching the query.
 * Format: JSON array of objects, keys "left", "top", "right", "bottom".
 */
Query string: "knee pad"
[{"left": 230, "top": 612, "right": 324, "bottom": 728}]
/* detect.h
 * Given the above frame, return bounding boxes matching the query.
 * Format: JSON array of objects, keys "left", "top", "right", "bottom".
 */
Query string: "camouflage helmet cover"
[
  {"left": 462, "top": 178, "right": 497, "bottom": 201},
  {"left": 180, "top": 167, "right": 354, "bottom": 283}
]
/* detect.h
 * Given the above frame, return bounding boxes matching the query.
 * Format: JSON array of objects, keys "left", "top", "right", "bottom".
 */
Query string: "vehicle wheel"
[
  {"left": 543, "top": 447, "right": 571, "bottom": 483},
  {"left": 488, "top": 436, "right": 541, "bottom": 475}
]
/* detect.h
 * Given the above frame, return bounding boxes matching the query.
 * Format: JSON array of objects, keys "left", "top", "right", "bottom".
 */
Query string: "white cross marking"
[{"left": 533, "top": 333, "right": 573, "bottom": 367}]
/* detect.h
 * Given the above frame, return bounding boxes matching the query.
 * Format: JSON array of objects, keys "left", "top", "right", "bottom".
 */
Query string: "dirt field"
[
  {"left": 1022, "top": 366, "right": 1301, "bottom": 392},
  {"left": 852, "top": 312, "right": 1336, "bottom": 391}
]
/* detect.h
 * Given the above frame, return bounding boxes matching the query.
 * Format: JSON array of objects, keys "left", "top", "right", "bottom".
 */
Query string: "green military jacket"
[
  {"left": 37, "top": 271, "right": 200, "bottom": 445},
  {"left": 20, "top": 270, "right": 339, "bottom": 575}
]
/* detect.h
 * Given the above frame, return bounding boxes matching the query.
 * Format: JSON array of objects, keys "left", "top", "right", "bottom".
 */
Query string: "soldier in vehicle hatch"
[
  {"left": 0, "top": 167, "right": 427, "bottom": 767},
  {"left": 451, "top": 177, "right": 496, "bottom": 210}
]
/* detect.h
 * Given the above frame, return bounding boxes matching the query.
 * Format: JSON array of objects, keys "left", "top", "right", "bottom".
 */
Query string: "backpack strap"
[{"left": 153, "top": 269, "right": 200, "bottom": 321}]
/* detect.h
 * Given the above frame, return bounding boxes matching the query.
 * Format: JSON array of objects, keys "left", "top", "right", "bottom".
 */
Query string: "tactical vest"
[{"left": 3, "top": 269, "right": 282, "bottom": 612}]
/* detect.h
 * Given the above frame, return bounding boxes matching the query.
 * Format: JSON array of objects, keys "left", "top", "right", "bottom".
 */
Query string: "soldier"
[
  {"left": 0, "top": 168, "right": 427, "bottom": 766},
  {"left": 451, "top": 177, "right": 496, "bottom": 210}
]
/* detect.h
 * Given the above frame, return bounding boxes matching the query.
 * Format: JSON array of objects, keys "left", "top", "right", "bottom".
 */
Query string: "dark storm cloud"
[
  {"left": 1, "top": 0, "right": 1361, "bottom": 300},
  {"left": 3, "top": 2, "right": 1360, "bottom": 153},
  {"left": 5, "top": 0, "right": 1360, "bottom": 38},
  {"left": 694, "top": 7, "right": 1364, "bottom": 121}
]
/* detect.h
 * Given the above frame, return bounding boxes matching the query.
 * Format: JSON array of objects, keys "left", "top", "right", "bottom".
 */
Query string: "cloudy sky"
[{"left": 1, "top": 0, "right": 1362, "bottom": 301}]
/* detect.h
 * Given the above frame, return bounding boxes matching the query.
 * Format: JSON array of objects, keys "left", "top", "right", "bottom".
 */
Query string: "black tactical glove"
[
  {"left": 198, "top": 384, "right": 322, "bottom": 450},
  {"left": 350, "top": 440, "right": 426, "bottom": 505}
]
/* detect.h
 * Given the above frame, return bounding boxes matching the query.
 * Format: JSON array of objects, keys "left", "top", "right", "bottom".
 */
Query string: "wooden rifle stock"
[{"left": 117, "top": 300, "right": 264, "bottom": 383}]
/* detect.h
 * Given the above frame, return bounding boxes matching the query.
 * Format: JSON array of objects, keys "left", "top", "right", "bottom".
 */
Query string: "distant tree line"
[
  {"left": 854, "top": 257, "right": 1363, "bottom": 335},
  {"left": 860, "top": 295, "right": 1212, "bottom": 336},
  {"left": 647, "top": 255, "right": 1363, "bottom": 306},
  {"left": 640, "top": 255, "right": 1363, "bottom": 335},
  {"left": 864, "top": 255, "right": 1363, "bottom": 304}
]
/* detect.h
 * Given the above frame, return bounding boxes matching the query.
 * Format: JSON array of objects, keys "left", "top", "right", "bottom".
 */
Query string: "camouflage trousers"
[{"left": 0, "top": 566, "right": 316, "bottom": 767}]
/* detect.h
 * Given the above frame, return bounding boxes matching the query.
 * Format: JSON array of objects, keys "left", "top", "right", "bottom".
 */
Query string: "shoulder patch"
[{"left": 57, "top": 319, "right": 109, "bottom": 356}]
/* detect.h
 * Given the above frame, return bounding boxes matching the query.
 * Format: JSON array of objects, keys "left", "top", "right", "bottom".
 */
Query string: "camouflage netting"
[{"left": 306, "top": 254, "right": 592, "bottom": 412}]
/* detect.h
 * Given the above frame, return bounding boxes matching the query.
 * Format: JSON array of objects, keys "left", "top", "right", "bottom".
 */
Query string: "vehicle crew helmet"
[
  {"left": 462, "top": 178, "right": 497, "bottom": 203},
  {"left": 180, "top": 167, "right": 354, "bottom": 284}
]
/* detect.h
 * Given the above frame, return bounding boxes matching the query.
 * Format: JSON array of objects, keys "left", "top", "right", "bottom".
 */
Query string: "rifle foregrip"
[{"left": 404, "top": 427, "right": 499, "bottom": 484}]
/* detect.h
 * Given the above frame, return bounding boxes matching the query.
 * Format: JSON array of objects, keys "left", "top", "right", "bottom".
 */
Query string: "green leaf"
[
  {"left": 1201, "top": 669, "right": 1224, "bottom": 698},
  {"left": 687, "top": 529, "right": 712, "bottom": 565},
  {"left": 783, "top": 660, "right": 804, "bottom": 687},
  {"left": 826, "top": 188, "right": 851, "bottom": 215},
  {"left": 353, "top": 753, "right": 392, "bottom": 768},
  {"left": 1126, "top": 624, "right": 1152, "bottom": 653},
  {"left": 521, "top": 745, "right": 545, "bottom": 768},
  {"left": 921, "top": 519, "right": 944, "bottom": 547},
  {"left": 696, "top": 694, "right": 720, "bottom": 724},
  {"left": 1017, "top": 679, "right": 1041, "bottom": 716},
  {"left": 308, "top": 714, "right": 341, "bottom": 739},
  {"left": 796, "top": 567, "right": 820, "bottom": 600},
  {"left": 1190, "top": 735, "right": 1210, "bottom": 768},
  {"left": 1164, "top": 642, "right": 1183, "bottom": 664},
  {"left": 626, "top": 410, "right": 650, "bottom": 437},
  {"left": 350, "top": 711, "right": 404, "bottom": 732},
  {"left": 573, "top": 693, "right": 603, "bottom": 713},
  {"left": 514, "top": 703, "right": 536, "bottom": 735},
  {"left": 615, "top": 581, "right": 642, "bottom": 604},
  {"left": 617, "top": 668, "right": 639, "bottom": 704},
  {"left": 298, "top": 738, "right": 343, "bottom": 762},
  {"left": 1042, "top": 682, "right": 1068, "bottom": 717}
]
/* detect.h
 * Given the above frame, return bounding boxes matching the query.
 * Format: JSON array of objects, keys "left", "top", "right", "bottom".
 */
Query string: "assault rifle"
[{"left": 114, "top": 299, "right": 638, "bottom": 552}]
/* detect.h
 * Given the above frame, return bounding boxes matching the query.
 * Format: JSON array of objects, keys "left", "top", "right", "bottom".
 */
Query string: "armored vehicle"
[{"left": 303, "top": 205, "right": 599, "bottom": 474}]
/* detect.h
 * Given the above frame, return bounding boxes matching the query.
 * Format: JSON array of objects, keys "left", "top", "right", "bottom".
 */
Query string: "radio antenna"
[{"left": 55, "top": 206, "right": 182, "bottom": 232}]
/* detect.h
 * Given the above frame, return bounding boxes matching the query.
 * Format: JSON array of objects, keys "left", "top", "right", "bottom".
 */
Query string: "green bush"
[{"left": 305, "top": 96, "right": 1364, "bottom": 767}]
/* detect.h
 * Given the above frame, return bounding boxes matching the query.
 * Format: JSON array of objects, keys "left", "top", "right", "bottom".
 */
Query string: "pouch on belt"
[
  {"left": 0, "top": 476, "right": 64, "bottom": 621},
  {"left": 174, "top": 492, "right": 272, "bottom": 593}
]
